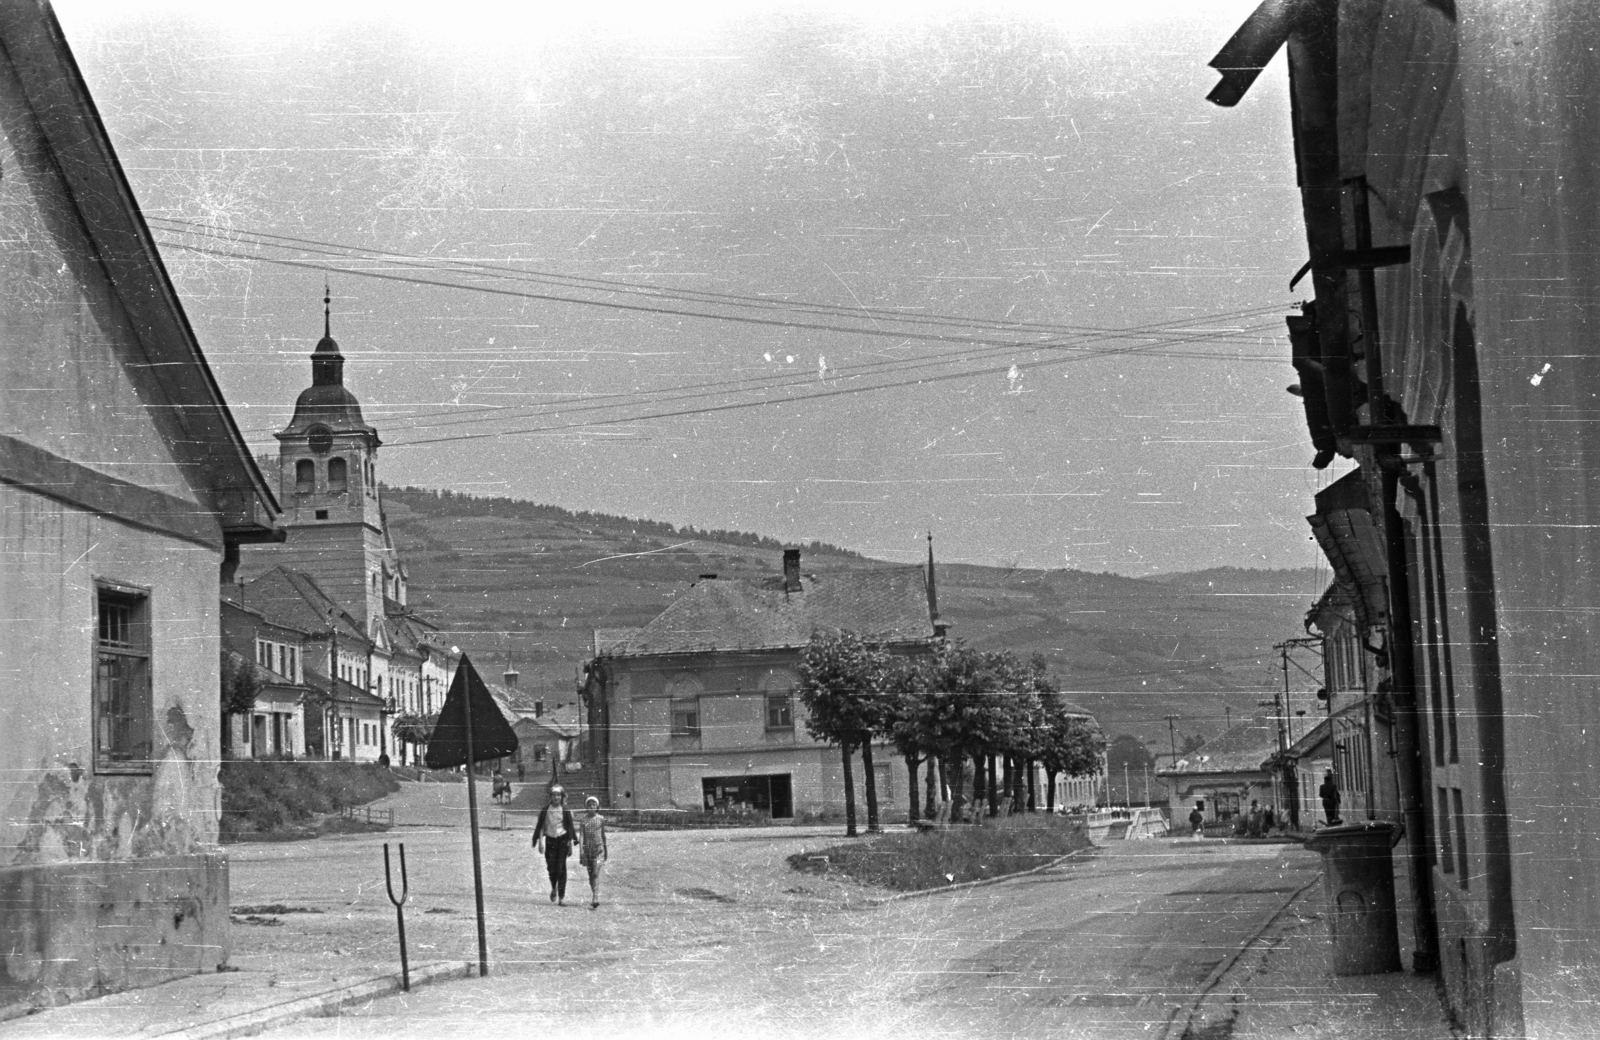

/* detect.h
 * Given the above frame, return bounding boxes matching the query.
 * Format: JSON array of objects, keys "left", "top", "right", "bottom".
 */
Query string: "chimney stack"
[{"left": 783, "top": 548, "right": 802, "bottom": 593}]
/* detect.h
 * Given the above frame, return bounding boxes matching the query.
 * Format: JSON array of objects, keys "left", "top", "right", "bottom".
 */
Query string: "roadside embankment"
[{"left": 220, "top": 760, "right": 400, "bottom": 842}]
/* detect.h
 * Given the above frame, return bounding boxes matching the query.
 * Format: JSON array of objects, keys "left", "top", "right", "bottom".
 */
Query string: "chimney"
[{"left": 782, "top": 548, "right": 802, "bottom": 593}]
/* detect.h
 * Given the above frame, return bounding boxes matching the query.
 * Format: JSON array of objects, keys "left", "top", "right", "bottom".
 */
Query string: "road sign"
[
  {"left": 424, "top": 654, "right": 518, "bottom": 768},
  {"left": 423, "top": 653, "right": 517, "bottom": 978}
]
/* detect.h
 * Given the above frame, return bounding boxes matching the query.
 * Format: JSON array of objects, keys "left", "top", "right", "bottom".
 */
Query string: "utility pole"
[{"left": 1165, "top": 715, "right": 1180, "bottom": 762}]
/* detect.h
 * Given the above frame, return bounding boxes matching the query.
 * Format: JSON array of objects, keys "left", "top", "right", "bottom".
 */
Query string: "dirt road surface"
[{"left": 224, "top": 783, "right": 1317, "bottom": 1039}]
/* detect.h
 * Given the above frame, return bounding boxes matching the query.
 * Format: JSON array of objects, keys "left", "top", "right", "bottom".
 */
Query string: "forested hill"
[{"left": 381, "top": 486, "right": 1324, "bottom": 747}]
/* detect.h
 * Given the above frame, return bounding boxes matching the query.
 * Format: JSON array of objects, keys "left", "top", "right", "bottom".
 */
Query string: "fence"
[{"left": 340, "top": 805, "right": 395, "bottom": 827}]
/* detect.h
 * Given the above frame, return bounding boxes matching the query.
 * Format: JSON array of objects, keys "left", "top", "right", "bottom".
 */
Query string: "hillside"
[{"left": 381, "top": 487, "right": 1326, "bottom": 747}]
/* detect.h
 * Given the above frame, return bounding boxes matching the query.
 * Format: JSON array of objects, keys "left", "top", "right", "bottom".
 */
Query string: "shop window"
[
  {"left": 766, "top": 692, "right": 793, "bottom": 730},
  {"left": 95, "top": 585, "right": 152, "bottom": 771},
  {"left": 671, "top": 698, "right": 701, "bottom": 737}
]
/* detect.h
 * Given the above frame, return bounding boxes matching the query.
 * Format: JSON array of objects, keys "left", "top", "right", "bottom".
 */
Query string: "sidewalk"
[
  {"left": 1173, "top": 881, "right": 1460, "bottom": 1040},
  {"left": 1, "top": 957, "right": 469, "bottom": 1040}
]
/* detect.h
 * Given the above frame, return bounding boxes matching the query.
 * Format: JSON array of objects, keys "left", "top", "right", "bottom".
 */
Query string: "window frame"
[
  {"left": 670, "top": 698, "right": 701, "bottom": 738},
  {"left": 765, "top": 691, "right": 794, "bottom": 731},
  {"left": 94, "top": 581, "right": 154, "bottom": 774}
]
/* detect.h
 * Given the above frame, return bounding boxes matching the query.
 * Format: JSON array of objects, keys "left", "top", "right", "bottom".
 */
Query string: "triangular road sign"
[{"left": 424, "top": 654, "right": 519, "bottom": 768}]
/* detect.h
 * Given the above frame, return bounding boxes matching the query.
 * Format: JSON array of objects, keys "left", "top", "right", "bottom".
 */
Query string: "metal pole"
[
  {"left": 1123, "top": 762, "right": 1129, "bottom": 807},
  {"left": 384, "top": 843, "right": 410, "bottom": 991},
  {"left": 463, "top": 673, "right": 488, "bottom": 977}
]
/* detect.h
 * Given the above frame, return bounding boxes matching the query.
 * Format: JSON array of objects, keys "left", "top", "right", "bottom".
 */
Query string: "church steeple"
[{"left": 311, "top": 281, "right": 345, "bottom": 388}]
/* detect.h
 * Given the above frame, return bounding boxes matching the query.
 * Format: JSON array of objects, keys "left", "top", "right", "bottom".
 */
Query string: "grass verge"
[
  {"left": 220, "top": 760, "right": 400, "bottom": 842},
  {"left": 787, "top": 814, "right": 1092, "bottom": 892}
]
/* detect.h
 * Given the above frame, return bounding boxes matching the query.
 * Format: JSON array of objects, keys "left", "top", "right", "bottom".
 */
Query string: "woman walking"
[
  {"left": 532, "top": 785, "right": 576, "bottom": 905},
  {"left": 578, "top": 796, "right": 609, "bottom": 909}
]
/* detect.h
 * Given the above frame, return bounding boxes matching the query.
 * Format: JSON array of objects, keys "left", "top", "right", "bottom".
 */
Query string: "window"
[
  {"left": 314, "top": 509, "right": 329, "bottom": 520},
  {"left": 671, "top": 699, "right": 701, "bottom": 737},
  {"left": 328, "top": 457, "right": 348, "bottom": 490},
  {"left": 766, "top": 692, "right": 793, "bottom": 730},
  {"left": 295, "top": 459, "right": 314, "bottom": 493},
  {"left": 95, "top": 586, "right": 152, "bottom": 771}
]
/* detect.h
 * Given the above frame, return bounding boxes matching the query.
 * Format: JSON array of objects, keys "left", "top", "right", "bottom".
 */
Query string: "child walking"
[{"left": 578, "top": 795, "right": 608, "bottom": 909}]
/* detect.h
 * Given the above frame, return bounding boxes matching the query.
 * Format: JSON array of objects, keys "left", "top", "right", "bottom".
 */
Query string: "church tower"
[{"left": 263, "top": 287, "right": 398, "bottom": 635}]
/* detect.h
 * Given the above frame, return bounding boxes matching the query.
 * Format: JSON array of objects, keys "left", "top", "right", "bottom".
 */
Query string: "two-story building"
[
  {"left": 220, "top": 600, "right": 313, "bottom": 758},
  {"left": 0, "top": 0, "right": 279, "bottom": 1013},
  {"left": 582, "top": 549, "right": 938, "bottom": 820}
]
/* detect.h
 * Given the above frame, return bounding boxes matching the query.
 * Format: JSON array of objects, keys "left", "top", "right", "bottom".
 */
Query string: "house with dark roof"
[
  {"left": 1155, "top": 718, "right": 1283, "bottom": 828},
  {"left": 0, "top": 0, "right": 279, "bottom": 1013},
  {"left": 582, "top": 548, "right": 939, "bottom": 819},
  {"left": 220, "top": 600, "right": 316, "bottom": 758},
  {"left": 227, "top": 567, "right": 389, "bottom": 761}
]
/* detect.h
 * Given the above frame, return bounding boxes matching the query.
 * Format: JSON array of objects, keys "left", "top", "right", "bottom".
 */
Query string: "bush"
[
  {"left": 787, "top": 815, "right": 1090, "bottom": 892},
  {"left": 220, "top": 761, "right": 399, "bottom": 842}
]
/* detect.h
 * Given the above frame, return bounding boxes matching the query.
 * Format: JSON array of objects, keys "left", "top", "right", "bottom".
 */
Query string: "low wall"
[{"left": 0, "top": 853, "right": 229, "bottom": 1019}]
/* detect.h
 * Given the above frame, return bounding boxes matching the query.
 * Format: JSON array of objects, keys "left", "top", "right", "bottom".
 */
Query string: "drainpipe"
[{"left": 1380, "top": 460, "right": 1440, "bottom": 973}]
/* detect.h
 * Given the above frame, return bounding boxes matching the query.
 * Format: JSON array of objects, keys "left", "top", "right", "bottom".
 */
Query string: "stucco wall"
[{"left": 1, "top": 488, "right": 223, "bottom": 869}]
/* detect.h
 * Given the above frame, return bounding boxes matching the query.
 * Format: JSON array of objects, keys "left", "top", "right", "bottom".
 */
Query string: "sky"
[{"left": 55, "top": 0, "right": 1347, "bottom": 575}]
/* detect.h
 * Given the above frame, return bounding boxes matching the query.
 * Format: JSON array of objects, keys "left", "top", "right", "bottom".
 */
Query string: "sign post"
[{"left": 424, "top": 653, "right": 518, "bottom": 978}]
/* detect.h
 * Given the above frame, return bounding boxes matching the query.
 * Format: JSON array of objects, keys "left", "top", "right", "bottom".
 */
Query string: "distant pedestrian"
[
  {"left": 1188, "top": 803, "right": 1205, "bottom": 837},
  {"left": 1247, "top": 799, "right": 1264, "bottom": 838},
  {"left": 1319, "top": 772, "right": 1342, "bottom": 826},
  {"left": 517, "top": 761, "right": 526, "bottom": 783},
  {"left": 532, "top": 785, "right": 576, "bottom": 905},
  {"left": 578, "top": 795, "right": 608, "bottom": 910}
]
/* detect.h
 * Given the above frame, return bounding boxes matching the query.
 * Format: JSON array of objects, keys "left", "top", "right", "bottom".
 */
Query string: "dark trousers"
[
  {"left": 544, "top": 838, "right": 571, "bottom": 898},
  {"left": 1322, "top": 799, "right": 1341, "bottom": 825}
]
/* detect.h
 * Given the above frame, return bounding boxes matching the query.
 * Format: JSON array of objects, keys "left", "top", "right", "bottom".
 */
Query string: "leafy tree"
[
  {"left": 798, "top": 630, "right": 896, "bottom": 835},
  {"left": 1036, "top": 692, "right": 1107, "bottom": 812},
  {"left": 220, "top": 653, "right": 260, "bottom": 753}
]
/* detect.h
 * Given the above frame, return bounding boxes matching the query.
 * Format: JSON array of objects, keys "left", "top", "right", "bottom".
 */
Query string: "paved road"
[{"left": 230, "top": 784, "right": 1318, "bottom": 1039}]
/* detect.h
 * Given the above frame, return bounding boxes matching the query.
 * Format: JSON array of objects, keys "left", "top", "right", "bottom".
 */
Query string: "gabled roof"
[
  {"left": 302, "top": 664, "right": 384, "bottom": 709},
  {"left": 0, "top": 0, "right": 278, "bottom": 542},
  {"left": 223, "top": 648, "right": 311, "bottom": 697},
  {"left": 231, "top": 567, "right": 369, "bottom": 646},
  {"left": 1156, "top": 718, "right": 1280, "bottom": 777},
  {"left": 600, "top": 566, "right": 934, "bottom": 657}
]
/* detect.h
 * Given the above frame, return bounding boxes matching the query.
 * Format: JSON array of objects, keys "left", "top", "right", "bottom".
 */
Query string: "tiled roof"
[
  {"left": 233, "top": 567, "right": 368, "bottom": 645},
  {"left": 1156, "top": 718, "right": 1280, "bottom": 776},
  {"left": 482, "top": 679, "right": 581, "bottom": 738},
  {"left": 602, "top": 566, "right": 934, "bottom": 657},
  {"left": 302, "top": 664, "right": 385, "bottom": 708}
]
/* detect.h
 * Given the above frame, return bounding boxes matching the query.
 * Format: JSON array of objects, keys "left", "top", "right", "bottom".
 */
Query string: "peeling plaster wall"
[{"left": 0, "top": 488, "right": 229, "bottom": 1015}]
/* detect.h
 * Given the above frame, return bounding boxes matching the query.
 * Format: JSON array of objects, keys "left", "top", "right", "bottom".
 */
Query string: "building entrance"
[{"left": 701, "top": 774, "right": 793, "bottom": 819}]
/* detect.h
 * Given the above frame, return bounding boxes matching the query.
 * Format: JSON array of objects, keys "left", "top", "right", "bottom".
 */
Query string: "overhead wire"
[{"left": 148, "top": 220, "right": 1296, "bottom": 448}]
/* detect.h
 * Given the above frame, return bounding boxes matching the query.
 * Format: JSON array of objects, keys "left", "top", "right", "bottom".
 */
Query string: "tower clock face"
[{"left": 308, "top": 425, "right": 333, "bottom": 454}]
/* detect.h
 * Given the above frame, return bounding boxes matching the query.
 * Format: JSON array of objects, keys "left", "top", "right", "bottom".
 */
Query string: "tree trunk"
[
  {"left": 1046, "top": 769, "right": 1058, "bottom": 813},
  {"left": 986, "top": 754, "right": 999, "bottom": 817},
  {"left": 861, "top": 737, "right": 880, "bottom": 832},
  {"left": 1026, "top": 758, "right": 1037, "bottom": 812},
  {"left": 1002, "top": 756, "right": 1014, "bottom": 815},
  {"left": 971, "top": 751, "right": 986, "bottom": 822},
  {"left": 905, "top": 753, "right": 920, "bottom": 824},
  {"left": 947, "top": 755, "right": 967, "bottom": 822},
  {"left": 925, "top": 755, "right": 940, "bottom": 821},
  {"left": 841, "top": 742, "right": 858, "bottom": 837},
  {"left": 1013, "top": 757, "right": 1026, "bottom": 814}
]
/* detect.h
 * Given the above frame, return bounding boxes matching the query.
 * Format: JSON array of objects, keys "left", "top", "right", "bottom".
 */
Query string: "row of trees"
[{"left": 797, "top": 631, "right": 1106, "bottom": 836}]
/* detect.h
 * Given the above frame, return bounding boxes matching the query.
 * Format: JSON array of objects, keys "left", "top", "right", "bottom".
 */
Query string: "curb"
[
  {"left": 1158, "top": 874, "right": 1321, "bottom": 1040},
  {"left": 867, "top": 845, "right": 1099, "bottom": 904},
  {"left": 156, "top": 961, "right": 472, "bottom": 1040}
]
